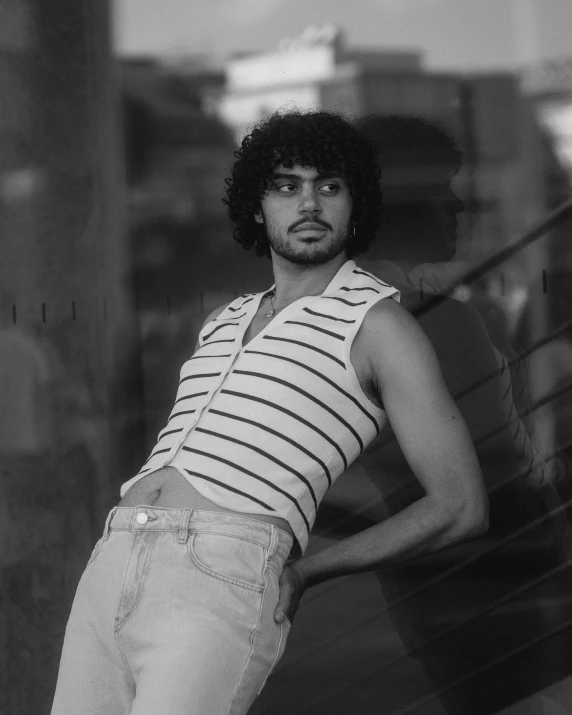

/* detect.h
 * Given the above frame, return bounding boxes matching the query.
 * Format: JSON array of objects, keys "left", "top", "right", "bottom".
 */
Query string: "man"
[{"left": 51, "top": 110, "right": 488, "bottom": 715}]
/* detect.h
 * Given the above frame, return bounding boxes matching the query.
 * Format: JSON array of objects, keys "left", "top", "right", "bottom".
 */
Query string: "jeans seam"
[
  {"left": 228, "top": 562, "right": 270, "bottom": 714},
  {"left": 114, "top": 533, "right": 155, "bottom": 631},
  {"left": 192, "top": 530, "right": 267, "bottom": 548},
  {"left": 266, "top": 551, "right": 286, "bottom": 579},
  {"left": 113, "top": 629, "right": 136, "bottom": 686},
  {"left": 188, "top": 534, "right": 265, "bottom": 592}
]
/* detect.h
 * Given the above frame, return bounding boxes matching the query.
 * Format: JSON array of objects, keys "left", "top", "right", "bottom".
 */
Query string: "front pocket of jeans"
[{"left": 188, "top": 532, "right": 265, "bottom": 592}]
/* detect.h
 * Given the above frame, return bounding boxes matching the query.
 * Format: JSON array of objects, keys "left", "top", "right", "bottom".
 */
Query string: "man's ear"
[{"left": 254, "top": 210, "right": 264, "bottom": 224}]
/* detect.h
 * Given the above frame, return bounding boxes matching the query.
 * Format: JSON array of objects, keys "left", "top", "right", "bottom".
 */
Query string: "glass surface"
[{"left": 2, "top": 1, "right": 571, "bottom": 712}]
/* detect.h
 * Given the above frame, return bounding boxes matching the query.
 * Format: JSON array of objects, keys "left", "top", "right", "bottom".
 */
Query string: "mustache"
[{"left": 289, "top": 218, "right": 332, "bottom": 231}]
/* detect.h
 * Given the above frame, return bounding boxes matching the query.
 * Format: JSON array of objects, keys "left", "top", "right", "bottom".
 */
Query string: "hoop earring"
[{"left": 352, "top": 223, "right": 356, "bottom": 238}]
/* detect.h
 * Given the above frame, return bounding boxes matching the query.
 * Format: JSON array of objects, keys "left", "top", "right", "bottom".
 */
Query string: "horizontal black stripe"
[
  {"left": 284, "top": 320, "right": 345, "bottom": 341},
  {"left": 221, "top": 389, "right": 348, "bottom": 469},
  {"left": 179, "top": 373, "right": 219, "bottom": 385},
  {"left": 194, "top": 427, "right": 319, "bottom": 511},
  {"left": 184, "top": 470, "right": 275, "bottom": 511},
  {"left": 263, "top": 335, "right": 345, "bottom": 368},
  {"left": 202, "top": 339, "right": 235, "bottom": 346},
  {"left": 208, "top": 408, "right": 333, "bottom": 487},
  {"left": 168, "top": 409, "right": 196, "bottom": 421},
  {"left": 144, "top": 447, "right": 170, "bottom": 465},
  {"left": 214, "top": 313, "right": 246, "bottom": 321},
  {"left": 303, "top": 307, "right": 356, "bottom": 324},
  {"left": 175, "top": 390, "right": 209, "bottom": 405},
  {"left": 323, "top": 296, "right": 368, "bottom": 307},
  {"left": 341, "top": 286, "right": 380, "bottom": 294},
  {"left": 234, "top": 370, "right": 365, "bottom": 453},
  {"left": 244, "top": 349, "right": 380, "bottom": 435},
  {"left": 183, "top": 448, "right": 310, "bottom": 533},
  {"left": 240, "top": 296, "right": 255, "bottom": 307},
  {"left": 203, "top": 322, "right": 238, "bottom": 342},
  {"left": 353, "top": 268, "right": 392, "bottom": 287},
  {"left": 158, "top": 427, "right": 183, "bottom": 440},
  {"left": 188, "top": 354, "right": 232, "bottom": 360}
]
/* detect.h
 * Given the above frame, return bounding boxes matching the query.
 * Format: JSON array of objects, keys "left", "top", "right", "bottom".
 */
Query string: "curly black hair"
[{"left": 222, "top": 110, "right": 383, "bottom": 259}]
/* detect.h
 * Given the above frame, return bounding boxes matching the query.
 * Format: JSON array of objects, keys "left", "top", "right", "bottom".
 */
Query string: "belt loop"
[
  {"left": 268, "top": 524, "right": 278, "bottom": 559},
  {"left": 103, "top": 507, "right": 118, "bottom": 540},
  {"left": 178, "top": 508, "right": 193, "bottom": 544}
]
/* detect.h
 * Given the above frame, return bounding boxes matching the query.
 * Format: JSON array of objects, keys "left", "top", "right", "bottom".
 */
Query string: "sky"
[{"left": 113, "top": 0, "right": 572, "bottom": 71}]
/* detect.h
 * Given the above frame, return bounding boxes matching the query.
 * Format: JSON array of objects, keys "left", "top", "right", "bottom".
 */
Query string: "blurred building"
[
  {"left": 526, "top": 57, "right": 572, "bottom": 181},
  {"left": 212, "top": 27, "right": 568, "bottom": 262},
  {"left": 119, "top": 57, "right": 275, "bottom": 297},
  {"left": 525, "top": 57, "right": 572, "bottom": 271}
]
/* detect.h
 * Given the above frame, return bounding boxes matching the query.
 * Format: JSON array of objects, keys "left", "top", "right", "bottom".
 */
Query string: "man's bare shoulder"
[
  {"left": 354, "top": 296, "right": 441, "bottom": 379},
  {"left": 360, "top": 295, "right": 420, "bottom": 339}
]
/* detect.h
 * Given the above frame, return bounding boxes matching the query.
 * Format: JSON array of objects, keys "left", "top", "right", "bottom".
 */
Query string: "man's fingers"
[
  {"left": 274, "top": 585, "right": 291, "bottom": 622},
  {"left": 274, "top": 571, "right": 295, "bottom": 622}
]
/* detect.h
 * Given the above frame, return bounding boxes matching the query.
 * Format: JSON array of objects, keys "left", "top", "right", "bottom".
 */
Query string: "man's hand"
[{"left": 274, "top": 562, "right": 306, "bottom": 625}]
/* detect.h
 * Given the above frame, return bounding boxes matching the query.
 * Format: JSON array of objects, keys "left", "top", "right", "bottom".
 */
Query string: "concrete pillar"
[{"left": 0, "top": 1, "right": 140, "bottom": 711}]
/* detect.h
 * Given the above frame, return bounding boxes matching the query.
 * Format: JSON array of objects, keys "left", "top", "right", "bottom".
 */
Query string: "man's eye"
[
  {"left": 319, "top": 184, "right": 340, "bottom": 193},
  {"left": 274, "top": 183, "right": 297, "bottom": 193}
]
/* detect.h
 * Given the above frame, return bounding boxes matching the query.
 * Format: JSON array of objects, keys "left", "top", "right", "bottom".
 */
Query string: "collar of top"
[{"left": 264, "top": 258, "right": 357, "bottom": 300}]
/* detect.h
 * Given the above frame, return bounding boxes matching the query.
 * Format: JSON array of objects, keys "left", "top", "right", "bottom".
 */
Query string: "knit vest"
[{"left": 120, "top": 259, "right": 400, "bottom": 554}]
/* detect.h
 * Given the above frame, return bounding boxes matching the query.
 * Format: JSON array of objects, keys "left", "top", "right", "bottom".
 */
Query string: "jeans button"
[{"left": 136, "top": 512, "right": 148, "bottom": 524}]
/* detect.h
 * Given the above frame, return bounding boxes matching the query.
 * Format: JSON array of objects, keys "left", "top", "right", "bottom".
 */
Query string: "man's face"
[{"left": 254, "top": 164, "right": 353, "bottom": 265}]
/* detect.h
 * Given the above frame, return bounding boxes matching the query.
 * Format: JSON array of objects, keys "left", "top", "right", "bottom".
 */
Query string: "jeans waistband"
[{"left": 103, "top": 506, "right": 294, "bottom": 561}]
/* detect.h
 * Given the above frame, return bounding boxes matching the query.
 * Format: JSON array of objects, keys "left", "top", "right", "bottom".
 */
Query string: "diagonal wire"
[
  {"left": 292, "top": 557, "right": 572, "bottom": 715},
  {"left": 286, "top": 488, "right": 572, "bottom": 664},
  {"left": 453, "top": 317, "right": 572, "bottom": 404},
  {"left": 318, "top": 421, "right": 572, "bottom": 553},
  {"left": 410, "top": 196, "right": 572, "bottom": 321},
  {"left": 375, "top": 615, "right": 572, "bottom": 715},
  {"left": 362, "top": 318, "right": 572, "bottom": 457},
  {"left": 290, "top": 438, "right": 572, "bottom": 663}
]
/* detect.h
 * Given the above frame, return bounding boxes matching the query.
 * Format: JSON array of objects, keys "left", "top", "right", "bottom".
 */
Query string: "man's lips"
[{"left": 292, "top": 224, "right": 329, "bottom": 233}]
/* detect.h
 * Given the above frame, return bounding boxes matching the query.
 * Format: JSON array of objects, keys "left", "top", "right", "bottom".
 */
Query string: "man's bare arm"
[{"left": 290, "top": 299, "right": 489, "bottom": 590}]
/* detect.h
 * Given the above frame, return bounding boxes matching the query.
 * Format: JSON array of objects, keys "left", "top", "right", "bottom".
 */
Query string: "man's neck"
[{"left": 270, "top": 252, "right": 348, "bottom": 309}]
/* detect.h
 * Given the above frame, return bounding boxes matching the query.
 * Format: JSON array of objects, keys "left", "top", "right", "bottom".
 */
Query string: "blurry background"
[{"left": 1, "top": 0, "right": 571, "bottom": 712}]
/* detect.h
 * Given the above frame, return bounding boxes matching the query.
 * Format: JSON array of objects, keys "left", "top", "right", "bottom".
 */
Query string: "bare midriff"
[{"left": 119, "top": 466, "right": 301, "bottom": 559}]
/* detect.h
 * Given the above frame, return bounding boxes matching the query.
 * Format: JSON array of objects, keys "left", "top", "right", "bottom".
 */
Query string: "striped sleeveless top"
[{"left": 120, "top": 259, "right": 400, "bottom": 554}]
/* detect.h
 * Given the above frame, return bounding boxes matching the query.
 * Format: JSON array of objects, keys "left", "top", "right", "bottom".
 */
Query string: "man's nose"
[{"left": 298, "top": 188, "right": 321, "bottom": 214}]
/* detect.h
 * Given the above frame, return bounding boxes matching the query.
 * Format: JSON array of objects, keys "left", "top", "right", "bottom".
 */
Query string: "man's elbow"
[
  {"left": 437, "top": 489, "right": 489, "bottom": 540},
  {"left": 455, "top": 494, "right": 489, "bottom": 538}
]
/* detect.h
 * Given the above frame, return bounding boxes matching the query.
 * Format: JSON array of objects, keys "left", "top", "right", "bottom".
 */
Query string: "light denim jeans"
[{"left": 51, "top": 506, "right": 294, "bottom": 715}]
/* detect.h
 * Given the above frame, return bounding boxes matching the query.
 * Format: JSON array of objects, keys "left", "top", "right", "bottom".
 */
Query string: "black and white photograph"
[{"left": 1, "top": 1, "right": 572, "bottom": 713}]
